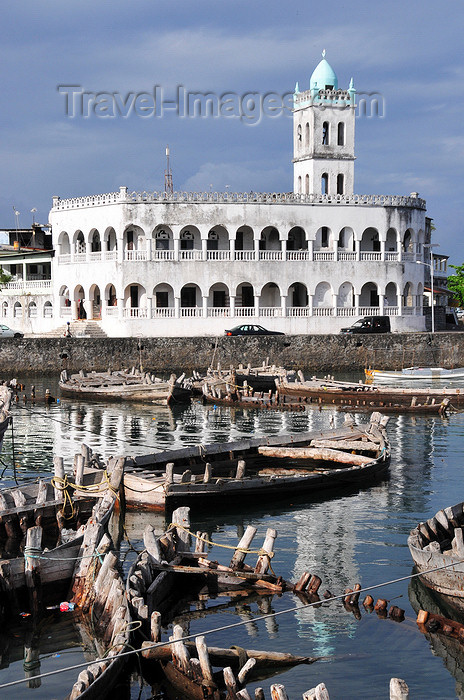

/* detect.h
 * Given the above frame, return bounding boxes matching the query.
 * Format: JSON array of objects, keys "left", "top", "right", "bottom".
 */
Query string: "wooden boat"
[
  {"left": 128, "top": 508, "right": 319, "bottom": 699},
  {"left": 408, "top": 502, "right": 464, "bottom": 610},
  {"left": 366, "top": 366, "right": 464, "bottom": 382},
  {"left": 0, "top": 385, "right": 12, "bottom": 452},
  {"left": 0, "top": 449, "right": 124, "bottom": 613},
  {"left": 123, "top": 412, "right": 390, "bottom": 511},
  {"left": 59, "top": 368, "right": 192, "bottom": 405},
  {"left": 67, "top": 549, "right": 130, "bottom": 700},
  {"left": 276, "top": 375, "right": 464, "bottom": 411}
]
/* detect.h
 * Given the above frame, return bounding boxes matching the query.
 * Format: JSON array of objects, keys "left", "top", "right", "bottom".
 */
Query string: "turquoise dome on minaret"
[{"left": 310, "top": 50, "right": 338, "bottom": 91}]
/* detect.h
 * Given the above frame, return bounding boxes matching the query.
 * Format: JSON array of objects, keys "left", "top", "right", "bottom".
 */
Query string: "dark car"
[
  {"left": 225, "top": 324, "right": 285, "bottom": 336},
  {"left": 340, "top": 316, "right": 391, "bottom": 334}
]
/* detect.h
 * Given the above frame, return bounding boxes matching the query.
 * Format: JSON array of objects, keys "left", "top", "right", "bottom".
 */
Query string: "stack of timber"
[
  {"left": 276, "top": 375, "right": 458, "bottom": 414},
  {"left": 128, "top": 507, "right": 319, "bottom": 698},
  {"left": 123, "top": 413, "right": 390, "bottom": 510},
  {"left": 59, "top": 368, "right": 192, "bottom": 405},
  {"left": 67, "top": 550, "right": 130, "bottom": 700},
  {"left": 408, "top": 501, "right": 464, "bottom": 611},
  {"left": 0, "top": 385, "right": 12, "bottom": 452},
  {"left": 0, "top": 447, "right": 124, "bottom": 615}
]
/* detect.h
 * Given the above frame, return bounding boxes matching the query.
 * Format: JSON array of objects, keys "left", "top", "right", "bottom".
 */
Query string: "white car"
[
  {"left": 0, "top": 324, "right": 24, "bottom": 338},
  {"left": 456, "top": 309, "right": 464, "bottom": 319}
]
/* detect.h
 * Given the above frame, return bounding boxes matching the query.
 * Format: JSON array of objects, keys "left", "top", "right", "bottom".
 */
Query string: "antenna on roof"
[{"left": 164, "top": 145, "right": 173, "bottom": 196}]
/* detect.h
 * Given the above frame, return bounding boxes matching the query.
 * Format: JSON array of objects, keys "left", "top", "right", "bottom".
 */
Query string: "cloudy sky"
[{"left": 1, "top": 1, "right": 463, "bottom": 262}]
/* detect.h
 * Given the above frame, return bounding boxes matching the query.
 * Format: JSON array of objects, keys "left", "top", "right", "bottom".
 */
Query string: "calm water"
[{"left": 1, "top": 374, "right": 464, "bottom": 699}]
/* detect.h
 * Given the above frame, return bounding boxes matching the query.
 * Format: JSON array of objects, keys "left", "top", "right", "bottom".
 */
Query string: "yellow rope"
[
  {"left": 51, "top": 470, "right": 118, "bottom": 520},
  {"left": 168, "top": 523, "right": 274, "bottom": 559}
]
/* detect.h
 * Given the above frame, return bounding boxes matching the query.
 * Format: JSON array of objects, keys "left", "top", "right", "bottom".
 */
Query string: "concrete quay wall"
[{"left": 1, "top": 333, "right": 463, "bottom": 374}]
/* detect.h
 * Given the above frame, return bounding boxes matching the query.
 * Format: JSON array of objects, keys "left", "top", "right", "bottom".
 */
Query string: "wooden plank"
[{"left": 257, "top": 446, "right": 373, "bottom": 465}]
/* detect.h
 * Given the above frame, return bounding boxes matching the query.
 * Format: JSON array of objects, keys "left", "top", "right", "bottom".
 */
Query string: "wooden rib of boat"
[
  {"left": 123, "top": 413, "right": 390, "bottom": 511},
  {"left": 59, "top": 368, "right": 192, "bottom": 405},
  {"left": 276, "top": 376, "right": 464, "bottom": 411},
  {"left": 408, "top": 502, "right": 464, "bottom": 609},
  {"left": 67, "top": 550, "right": 130, "bottom": 700},
  {"left": 0, "top": 450, "right": 124, "bottom": 611},
  {"left": 366, "top": 366, "right": 464, "bottom": 382}
]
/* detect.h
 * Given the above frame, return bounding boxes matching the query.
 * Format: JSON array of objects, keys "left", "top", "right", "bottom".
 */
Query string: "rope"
[
  {"left": 168, "top": 523, "right": 274, "bottom": 559},
  {"left": 51, "top": 470, "right": 118, "bottom": 520},
  {"left": 1, "top": 555, "right": 463, "bottom": 691}
]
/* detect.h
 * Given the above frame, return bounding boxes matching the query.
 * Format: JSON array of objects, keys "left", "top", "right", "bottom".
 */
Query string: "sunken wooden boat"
[
  {"left": 0, "top": 449, "right": 124, "bottom": 611},
  {"left": 408, "top": 502, "right": 464, "bottom": 609},
  {"left": 128, "top": 508, "right": 319, "bottom": 698},
  {"left": 123, "top": 413, "right": 390, "bottom": 511},
  {"left": 67, "top": 550, "right": 130, "bottom": 700},
  {"left": 276, "top": 375, "right": 464, "bottom": 412},
  {"left": 59, "top": 368, "right": 192, "bottom": 405}
]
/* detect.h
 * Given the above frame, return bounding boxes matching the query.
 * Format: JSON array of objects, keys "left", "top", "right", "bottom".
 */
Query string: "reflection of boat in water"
[
  {"left": 409, "top": 576, "right": 464, "bottom": 698},
  {"left": 366, "top": 367, "right": 464, "bottom": 382},
  {"left": 0, "top": 386, "right": 12, "bottom": 453},
  {"left": 408, "top": 501, "right": 464, "bottom": 613}
]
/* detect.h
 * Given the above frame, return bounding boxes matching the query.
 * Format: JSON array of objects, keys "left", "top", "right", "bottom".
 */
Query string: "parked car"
[
  {"left": 456, "top": 309, "right": 464, "bottom": 319},
  {"left": 225, "top": 324, "right": 285, "bottom": 336},
  {"left": 340, "top": 316, "right": 391, "bottom": 334},
  {"left": 0, "top": 324, "right": 23, "bottom": 338}
]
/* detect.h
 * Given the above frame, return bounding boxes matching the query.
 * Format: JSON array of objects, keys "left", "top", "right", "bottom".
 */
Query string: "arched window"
[
  {"left": 298, "top": 176, "right": 302, "bottom": 194},
  {"left": 337, "top": 174, "right": 344, "bottom": 195},
  {"left": 321, "top": 173, "right": 328, "bottom": 194},
  {"left": 305, "top": 174, "right": 309, "bottom": 195},
  {"left": 322, "top": 122, "right": 329, "bottom": 145},
  {"left": 337, "top": 122, "right": 345, "bottom": 146},
  {"left": 297, "top": 124, "right": 302, "bottom": 142},
  {"left": 321, "top": 227, "right": 329, "bottom": 248},
  {"left": 305, "top": 122, "right": 310, "bottom": 147}
]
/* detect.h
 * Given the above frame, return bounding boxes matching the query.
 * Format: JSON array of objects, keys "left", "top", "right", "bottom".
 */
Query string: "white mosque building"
[{"left": 0, "top": 55, "right": 431, "bottom": 337}]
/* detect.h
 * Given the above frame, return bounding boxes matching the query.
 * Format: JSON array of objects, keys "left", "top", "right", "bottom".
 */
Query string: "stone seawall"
[{"left": 1, "top": 333, "right": 463, "bottom": 374}]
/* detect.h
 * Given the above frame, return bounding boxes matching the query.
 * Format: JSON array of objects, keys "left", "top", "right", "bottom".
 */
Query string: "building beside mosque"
[{"left": 0, "top": 55, "right": 435, "bottom": 337}]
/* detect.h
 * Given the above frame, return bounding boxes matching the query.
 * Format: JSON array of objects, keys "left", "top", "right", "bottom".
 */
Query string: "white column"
[
  {"left": 146, "top": 238, "right": 152, "bottom": 261},
  {"left": 230, "top": 295, "right": 236, "bottom": 318},
  {"left": 379, "top": 293, "right": 385, "bottom": 314},
  {"left": 229, "top": 238, "right": 235, "bottom": 261},
  {"left": 72, "top": 300, "right": 78, "bottom": 320},
  {"left": 354, "top": 292, "right": 360, "bottom": 315},
  {"left": 254, "top": 294, "right": 260, "bottom": 318},
  {"left": 117, "top": 236, "right": 124, "bottom": 263},
  {"left": 84, "top": 299, "right": 93, "bottom": 320},
  {"left": 174, "top": 296, "right": 180, "bottom": 318},
  {"left": 308, "top": 293, "right": 314, "bottom": 316},
  {"left": 380, "top": 240, "right": 385, "bottom": 261},
  {"left": 307, "top": 239, "right": 313, "bottom": 261},
  {"left": 118, "top": 297, "right": 124, "bottom": 320},
  {"left": 201, "top": 238, "right": 208, "bottom": 261},
  {"left": 202, "top": 295, "right": 208, "bottom": 317},
  {"left": 253, "top": 238, "right": 260, "bottom": 261},
  {"left": 146, "top": 296, "right": 153, "bottom": 319},
  {"left": 332, "top": 240, "right": 338, "bottom": 260},
  {"left": 281, "top": 240, "right": 287, "bottom": 260},
  {"left": 281, "top": 295, "right": 287, "bottom": 317},
  {"left": 332, "top": 292, "right": 338, "bottom": 314},
  {"left": 355, "top": 240, "right": 360, "bottom": 261},
  {"left": 174, "top": 238, "right": 180, "bottom": 262}
]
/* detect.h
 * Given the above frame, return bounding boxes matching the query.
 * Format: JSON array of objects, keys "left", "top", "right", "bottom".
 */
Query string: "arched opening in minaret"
[
  {"left": 337, "top": 174, "right": 344, "bottom": 195},
  {"left": 321, "top": 173, "right": 328, "bottom": 194},
  {"left": 322, "top": 122, "right": 329, "bottom": 145},
  {"left": 305, "top": 123, "right": 310, "bottom": 148},
  {"left": 305, "top": 174, "right": 309, "bottom": 195},
  {"left": 297, "top": 176, "right": 302, "bottom": 194},
  {"left": 337, "top": 122, "right": 345, "bottom": 146}
]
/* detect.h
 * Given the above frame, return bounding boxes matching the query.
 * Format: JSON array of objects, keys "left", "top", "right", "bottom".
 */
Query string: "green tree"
[
  {"left": 447, "top": 264, "right": 464, "bottom": 306},
  {"left": 0, "top": 266, "right": 11, "bottom": 290}
]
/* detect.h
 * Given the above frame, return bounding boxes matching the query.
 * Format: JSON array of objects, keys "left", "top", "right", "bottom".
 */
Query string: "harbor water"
[{"left": 1, "top": 373, "right": 464, "bottom": 698}]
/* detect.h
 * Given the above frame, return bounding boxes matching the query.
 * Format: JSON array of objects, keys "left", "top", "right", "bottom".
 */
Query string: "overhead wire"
[{"left": 0, "top": 556, "right": 462, "bottom": 691}]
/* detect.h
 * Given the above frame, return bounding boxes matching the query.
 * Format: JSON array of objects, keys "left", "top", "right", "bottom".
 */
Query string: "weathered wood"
[
  {"left": 237, "top": 657, "right": 256, "bottom": 685},
  {"left": 230, "top": 526, "right": 257, "bottom": 570},
  {"left": 390, "top": 678, "right": 409, "bottom": 700},
  {"left": 25, "top": 526, "right": 43, "bottom": 615},
  {"left": 223, "top": 666, "right": 238, "bottom": 698},
  {"left": 270, "top": 684, "right": 289, "bottom": 700},
  {"left": 255, "top": 690, "right": 265, "bottom": 700},
  {"left": 303, "top": 683, "right": 330, "bottom": 700},
  {"left": 81, "top": 444, "right": 91, "bottom": 466},
  {"left": 294, "top": 571, "right": 311, "bottom": 592},
  {"left": 172, "top": 507, "right": 191, "bottom": 552},
  {"left": 0, "top": 491, "right": 17, "bottom": 538},
  {"left": 203, "top": 463, "right": 212, "bottom": 484},
  {"left": 35, "top": 480, "right": 48, "bottom": 506},
  {"left": 170, "top": 624, "right": 191, "bottom": 674},
  {"left": 151, "top": 611, "right": 161, "bottom": 642},
  {"left": 144, "top": 525, "right": 163, "bottom": 563},
  {"left": 141, "top": 641, "right": 317, "bottom": 666},
  {"left": 311, "top": 439, "right": 379, "bottom": 452},
  {"left": 452, "top": 527, "right": 464, "bottom": 556},
  {"left": 257, "top": 446, "right": 373, "bottom": 465},
  {"left": 195, "top": 635, "right": 214, "bottom": 683},
  {"left": 255, "top": 529, "right": 277, "bottom": 575},
  {"left": 236, "top": 460, "right": 246, "bottom": 479}
]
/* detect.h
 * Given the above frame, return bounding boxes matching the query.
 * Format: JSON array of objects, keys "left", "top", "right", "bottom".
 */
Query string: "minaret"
[
  {"left": 164, "top": 145, "right": 173, "bottom": 196},
  {"left": 293, "top": 51, "right": 356, "bottom": 196}
]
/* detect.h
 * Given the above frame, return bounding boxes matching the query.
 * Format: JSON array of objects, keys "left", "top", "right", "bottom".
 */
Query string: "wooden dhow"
[
  {"left": 408, "top": 501, "right": 464, "bottom": 609},
  {"left": 59, "top": 368, "right": 192, "bottom": 405},
  {"left": 123, "top": 413, "right": 390, "bottom": 511},
  {"left": 0, "top": 447, "right": 124, "bottom": 614}
]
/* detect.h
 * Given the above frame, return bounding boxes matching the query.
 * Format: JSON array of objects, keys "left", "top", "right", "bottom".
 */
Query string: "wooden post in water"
[
  {"left": 25, "top": 526, "right": 43, "bottom": 616},
  {"left": 230, "top": 525, "right": 257, "bottom": 570},
  {"left": 390, "top": 678, "right": 409, "bottom": 700},
  {"left": 172, "top": 507, "right": 191, "bottom": 552},
  {"left": 255, "top": 529, "right": 277, "bottom": 576},
  {"left": 74, "top": 454, "right": 85, "bottom": 487}
]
